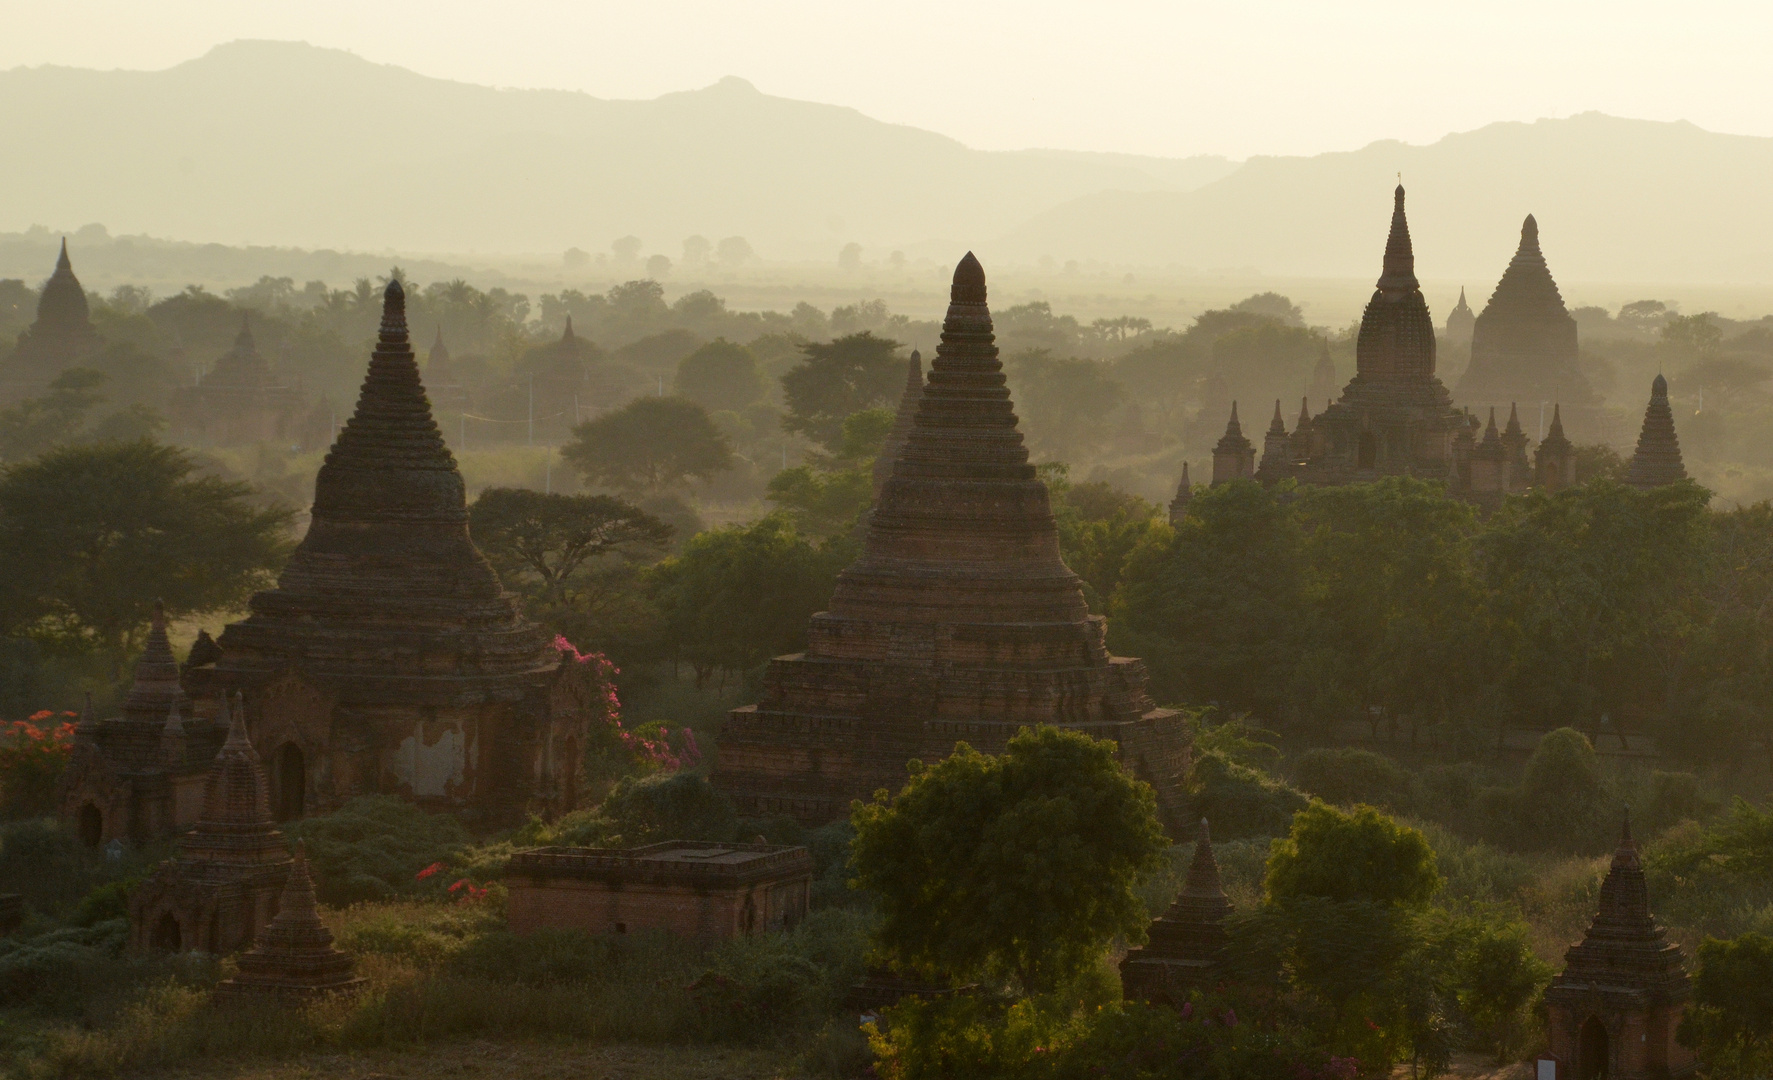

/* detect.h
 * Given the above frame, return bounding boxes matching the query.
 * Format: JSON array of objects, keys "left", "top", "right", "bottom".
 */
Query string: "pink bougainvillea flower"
[{"left": 416, "top": 861, "right": 444, "bottom": 880}]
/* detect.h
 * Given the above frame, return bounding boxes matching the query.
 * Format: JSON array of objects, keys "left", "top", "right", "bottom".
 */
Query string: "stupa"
[
  {"left": 1535, "top": 404, "right": 1577, "bottom": 490},
  {"left": 872, "top": 350, "right": 924, "bottom": 500},
  {"left": 1458, "top": 216, "right": 1596, "bottom": 417},
  {"left": 714, "top": 255, "right": 1190, "bottom": 826},
  {"left": 1443, "top": 287, "right": 1476, "bottom": 345},
  {"left": 1167, "top": 462, "right": 1192, "bottom": 525},
  {"left": 1273, "top": 187, "right": 1469, "bottom": 487},
  {"left": 129, "top": 693, "right": 293, "bottom": 954},
  {"left": 1, "top": 240, "right": 103, "bottom": 395},
  {"left": 1623, "top": 375, "right": 1687, "bottom": 489},
  {"left": 57, "top": 603, "right": 226, "bottom": 846},
  {"left": 1210, "top": 403, "right": 1255, "bottom": 483},
  {"left": 1255, "top": 401, "right": 1291, "bottom": 481},
  {"left": 184, "top": 280, "right": 596, "bottom": 822},
  {"left": 1544, "top": 812, "right": 1693, "bottom": 1080},
  {"left": 172, "top": 315, "right": 305, "bottom": 445},
  {"left": 216, "top": 844, "right": 364, "bottom": 1003},
  {"left": 1120, "top": 818, "right": 1232, "bottom": 1004}
]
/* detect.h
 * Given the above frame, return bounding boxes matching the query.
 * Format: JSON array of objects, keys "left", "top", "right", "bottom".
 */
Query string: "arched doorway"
[
  {"left": 1579, "top": 1016, "right": 1609, "bottom": 1080},
  {"left": 1357, "top": 431, "right": 1377, "bottom": 469},
  {"left": 151, "top": 913, "right": 181, "bottom": 952},
  {"left": 77, "top": 803, "right": 103, "bottom": 848},
  {"left": 275, "top": 744, "right": 305, "bottom": 822},
  {"left": 561, "top": 735, "right": 579, "bottom": 812}
]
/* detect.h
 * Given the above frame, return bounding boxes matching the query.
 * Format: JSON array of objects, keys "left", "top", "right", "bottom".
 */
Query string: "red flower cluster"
[
  {"left": 447, "top": 878, "right": 489, "bottom": 904},
  {"left": 0, "top": 712, "right": 78, "bottom": 815},
  {"left": 415, "top": 861, "right": 444, "bottom": 881}
]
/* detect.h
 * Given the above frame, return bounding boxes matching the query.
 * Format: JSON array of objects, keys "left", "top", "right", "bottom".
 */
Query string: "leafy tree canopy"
[
  {"left": 1265, "top": 802, "right": 1443, "bottom": 909},
  {"left": 849, "top": 725, "right": 1169, "bottom": 996},
  {"left": 674, "top": 337, "right": 765, "bottom": 411},
  {"left": 561, "top": 396, "right": 732, "bottom": 496},
  {"left": 780, "top": 331, "right": 903, "bottom": 450}
]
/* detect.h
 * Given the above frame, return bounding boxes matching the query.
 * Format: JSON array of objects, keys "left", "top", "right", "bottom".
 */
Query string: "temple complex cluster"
[
  {"left": 171, "top": 315, "right": 306, "bottom": 445},
  {"left": 1187, "top": 188, "right": 1689, "bottom": 506},
  {"left": 712, "top": 255, "right": 1191, "bottom": 829}
]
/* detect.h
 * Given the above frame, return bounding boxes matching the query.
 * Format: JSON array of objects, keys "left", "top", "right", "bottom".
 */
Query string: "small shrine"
[
  {"left": 1120, "top": 818, "right": 1232, "bottom": 1005},
  {"left": 215, "top": 843, "right": 364, "bottom": 1003}
]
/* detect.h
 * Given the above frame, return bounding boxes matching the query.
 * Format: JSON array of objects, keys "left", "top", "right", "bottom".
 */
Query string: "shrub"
[
  {"left": 604, "top": 772, "right": 739, "bottom": 844},
  {"left": 1291, "top": 748, "right": 1418, "bottom": 813},
  {"left": 283, "top": 796, "right": 470, "bottom": 905},
  {"left": 1512, "top": 728, "right": 1617, "bottom": 854},
  {"left": 0, "top": 714, "right": 77, "bottom": 818},
  {"left": 1188, "top": 753, "right": 1308, "bottom": 840},
  {"left": 0, "top": 819, "right": 154, "bottom": 921}
]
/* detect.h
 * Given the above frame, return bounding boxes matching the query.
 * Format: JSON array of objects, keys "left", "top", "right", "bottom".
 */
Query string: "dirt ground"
[
  {"left": 1392, "top": 1051, "right": 1534, "bottom": 1080},
  {"left": 140, "top": 1041, "right": 801, "bottom": 1080}
]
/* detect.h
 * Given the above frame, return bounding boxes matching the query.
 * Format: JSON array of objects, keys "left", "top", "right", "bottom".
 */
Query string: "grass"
[{"left": 112, "top": 1040, "right": 801, "bottom": 1079}]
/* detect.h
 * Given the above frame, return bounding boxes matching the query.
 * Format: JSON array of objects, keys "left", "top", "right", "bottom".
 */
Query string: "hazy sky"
[{"left": 7, "top": 0, "right": 1773, "bottom": 160}]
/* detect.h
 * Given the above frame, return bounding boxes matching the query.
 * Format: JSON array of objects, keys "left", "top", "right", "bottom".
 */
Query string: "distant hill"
[
  {"left": 0, "top": 41, "right": 1233, "bottom": 259},
  {"left": 998, "top": 113, "right": 1773, "bottom": 284}
]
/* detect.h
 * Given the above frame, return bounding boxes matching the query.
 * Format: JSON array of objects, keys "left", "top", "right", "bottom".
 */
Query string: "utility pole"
[
  {"left": 528, "top": 374, "right": 534, "bottom": 446},
  {"left": 460, "top": 411, "right": 466, "bottom": 451},
  {"left": 545, "top": 451, "right": 552, "bottom": 494}
]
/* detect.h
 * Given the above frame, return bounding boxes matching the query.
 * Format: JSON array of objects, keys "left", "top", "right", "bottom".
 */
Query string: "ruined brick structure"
[
  {"left": 506, "top": 842, "right": 813, "bottom": 942},
  {"left": 171, "top": 315, "right": 305, "bottom": 446},
  {"left": 184, "top": 280, "right": 594, "bottom": 823},
  {"left": 57, "top": 604, "right": 226, "bottom": 846},
  {"left": 1, "top": 240, "right": 102, "bottom": 398},
  {"left": 713, "top": 254, "right": 1190, "bottom": 827},
  {"left": 1121, "top": 818, "right": 1232, "bottom": 1005},
  {"left": 216, "top": 844, "right": 364, "bottom": 1002},
  {"left": 128, "top": 694, "right": 293, "bottom": 954},
  {"left": 1545, "top": 813, "right": 1694, "bottom": 1080},
  {"left": 1457, "top": 216, "right": 1598, "bottom": 428},
  {"left": 1624, "top": 375, "right": 1687, "bottom": 489}
]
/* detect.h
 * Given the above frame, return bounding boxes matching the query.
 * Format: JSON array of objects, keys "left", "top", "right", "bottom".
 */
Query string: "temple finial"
[{"left": 951, "top": 252, "right": 986, "bottom": 304}]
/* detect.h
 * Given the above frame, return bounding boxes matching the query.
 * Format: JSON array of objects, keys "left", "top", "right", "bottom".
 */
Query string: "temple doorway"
[
  {"left": 151, "top": 913, "right": 181, "bottom": 952},
  {"left": 77, "top": 803, "right": 102, "bottom": 848},
  {"left": 1578, "top": 1016, "right": 1609, "bottom": 1079},
  {"left": 1358, "top": 431, "right": 1377, "bottom": 469},
  {"left": 275, "top": 744, "right": 305, "bottom": 821}
]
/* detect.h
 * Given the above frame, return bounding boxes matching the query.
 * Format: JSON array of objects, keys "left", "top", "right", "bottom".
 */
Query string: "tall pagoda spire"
[
  {"left": 1624, "top": 375, "right": 1687, "bottom": 488},
  {"left": 123, "top": 601, "right": 190, "bottom": 723},
  {"left": 1354, "top": 186, "right": 1438, "bottom": 382},
  {"left": 1535, "top": 403, "right": 1576, "bottom": 490},
  {"left": 1459, "top": 214, "right": 1593, "bottom": 410},
  {"left": 1168, "top": 461, "right": 1192, "bottom": 525},
  {"left": 1119, "top": 818, "right": 1233, "bottom": 1004},
  {"left": 215, "top": 279, "right": 553, "bottom": 697},
  {"left": 871, "top": 349, "right": 924, "bottom": 501},
  {"left": 1212, "top": 402, "right": 1255, "bottom": 484}
]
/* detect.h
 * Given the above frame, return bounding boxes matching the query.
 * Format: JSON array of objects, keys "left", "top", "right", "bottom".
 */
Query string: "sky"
[{"left": 5, "top": 0, "right": 1773, "bottom": 160}]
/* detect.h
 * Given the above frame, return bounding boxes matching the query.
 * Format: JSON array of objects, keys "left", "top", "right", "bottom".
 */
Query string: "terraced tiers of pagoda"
[{"left": 713, "top": 255, "right": 1190, "bottom": 827}]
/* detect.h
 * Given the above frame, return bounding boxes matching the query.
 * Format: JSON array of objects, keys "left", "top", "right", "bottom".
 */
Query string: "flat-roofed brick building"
[{"left": 506, "top": 842, "right": 813, "bottom": 942}]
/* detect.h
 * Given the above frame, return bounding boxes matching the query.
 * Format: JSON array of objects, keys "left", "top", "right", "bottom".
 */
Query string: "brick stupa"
[
  {"left": 217, "top": 844, "right": 364, "bottom": 1003},
  {"left": 57, "top": 602, "right": 225, "bottom": 845},
  {"left": 1545, "top": 812, "right": 1693, "bottom": 1080},
  {"left": 871, "top": 350, "right": 923, "bottom": 500},
  {"left": 172, "top": 314, "right": 304, "bottom": 445},
  {"left": 1121, "top": 818, "right": 1232, "bottom": 1004},
  {"left": 185, "top": 280, "right": 593, "bottom": 820},
  {"left": 1457, "top": 215, "right": 1597, "bottom": 416},
  {"left": 129, "top": 693, "right": 293, "bottom": 954},
  {"left": 1623, "top": 375, "right": 1687, "bottom": 489},
  {"left": 714, "top": 254, "right": 1190, "bottom": 826}
]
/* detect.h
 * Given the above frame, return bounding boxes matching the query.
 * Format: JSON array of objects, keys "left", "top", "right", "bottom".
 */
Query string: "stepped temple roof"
[
  {"left": 202, "top": 316, "right": 273, "bottom": 387},
  {"left": 714, "top": 254, "right": 1189, "bottom": 826},
  {"left": 1624, "top": 375, "right": 1687, "bottom": 488},
  {"left": 124, "top": 603, "right": 192, "bottom": 724},
  {"left": 1458, "top": 215, "right": 1595, "bottom": 409},
  {"left": 1445, "top": 287, "right": 1475, "bottom": 342},
  {"left": 1121, "top": 818, "right": 1233, "bottom": 1003},
  {"left": 1546, "top": 812, "right": 1688, "bottom": 1009},
  {"left": 217, "top": 844, "right": 364, "bottom": 1003},
  {"left": 175, "top": 694, "right": 292, "bottom": 868},
  {"left": 212, "top": 279, "right": 555, "bottom": 702},
  {"left": 4, "top": 240, "right": 102, "bottom": 385}
]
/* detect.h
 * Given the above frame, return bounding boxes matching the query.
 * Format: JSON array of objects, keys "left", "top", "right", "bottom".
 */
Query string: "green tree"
[
  {"left": 0, "top": 441, "right": 292, "bottom": 670},
  {"left": 1441, "top": 913, "right": 1551, "bottom": 1062},
  {"left": 469, "top": 487, "right": 671, "bottom": 607},
  {"left": 780, "top": 332, "right": 903, "bottom": 450},
  {"left": 1679, "top": 932, "right": 1773, "bottom": 1078},
  {"left": 561, "top": 396, "right": 733, "bottom": 496},
  {"left": 1110, "top": 479, "right": 1304, "bottom": 712},
  {"left": 0, "top": 369, "right": 106, "bottom": 462},
  {"left": 850, "top": 725, "right": 1169, "bottom": 997},
  {"left": 1004, "top": 350, "right": 1124, "bottom": 457},
  {"left": 674, "top": 338, "right": 765, "bottom": 411},
  {"left": 1052, "top": 482, "right": 1159, "bottom": 612},
  {"left": 644, "top": 514, "right": 849, "bottom": 686},
  {"left": 767, "top": 408, "right": 896, "bottom": 539},
  {"left": 1265, "top": 802, "right": 1442, "bottom": 908}
]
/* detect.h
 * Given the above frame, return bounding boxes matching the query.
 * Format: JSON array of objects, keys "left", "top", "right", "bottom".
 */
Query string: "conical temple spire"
[
  {"left": 196, "top": 691, "right": 273, "bottom": 828},
  {"left": 1377, "top": 185, "right": 1418, "bottom": 292},
  {"left": 1547, "top": 402, "right": 1566, "bottom": 440},
  {"left": 1504, "top": 402, "right": 1524, "bottom": 437},
  {"left": 1182, "top": 818, "right": 1225, "bottom": 899},
  {"left": 123, "top": 601, "right": 190, "bottom": 722},
  {"left": 871, "top": 348, "right": 925, "bottom": 500},
  {"left": 1297, "top": 396, "right": 1312, "bottom": 427},
  {"left": 236, "top": 312, "right": 255, "bottom": 351},
  {"left": 1168, "top": 461, "right": 1193, "bottom": 525},
  {"left": 562, "top": 314, "right": 575, "bottom": 342},
  {"left": 1520, "top": 213, "right": 1540, "bottom": 251},
  {"left": 56, "top": 237, "right": 70, "bottom": 271},
  {"left": 217, "top": 842, "right": 365, "bottom": 1003},
  {"left": 1625, "top": 374, "right": 1687, "bottom": 488},
  {"left": 1268, "top": 399, "right": 1286, "bottom": 435},
  {"left": 1483, "top": 407, "right": 1500, "bottom": 441},
  {"left": 1225, "top": 401, "right": 1243, "bottom": 438}
]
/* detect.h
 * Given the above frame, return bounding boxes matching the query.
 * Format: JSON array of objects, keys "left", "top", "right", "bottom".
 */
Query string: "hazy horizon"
[{"left": 12, "top": 1, "right": 1773, "bottom": 160}]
